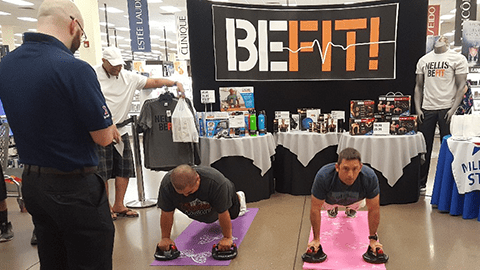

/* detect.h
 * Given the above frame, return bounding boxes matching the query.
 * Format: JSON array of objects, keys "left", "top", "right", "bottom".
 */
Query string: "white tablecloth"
[
  {"left": 337, "top": 132, "right": 426, "bottom": 187},
  {"left": 199, "top": 133, "right": 276, "bottom": 176},
  {"left": 275, "top": 131, "right": 342, "bottom": 167},
  {"left": 447, "top": 137, "right": 480, "bottom": 194}
]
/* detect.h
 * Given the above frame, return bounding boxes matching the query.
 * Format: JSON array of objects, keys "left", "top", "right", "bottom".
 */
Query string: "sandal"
[{"left": 115, "top": 208, "right": 139, "bottom": 218}]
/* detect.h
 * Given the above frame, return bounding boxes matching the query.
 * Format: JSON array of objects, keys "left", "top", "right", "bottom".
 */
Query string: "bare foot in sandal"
[{"left": 113, "top": 208, "right": 139, "bottom": 218}]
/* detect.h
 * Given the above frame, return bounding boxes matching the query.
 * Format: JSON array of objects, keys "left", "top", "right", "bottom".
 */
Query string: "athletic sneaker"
[
  {"left": 0, "top": 222, "right": 14, "bottom": 242},
  {"left": 237, "top": 191, "right": 247, "bottom": 216},
  {"left": 327, "top": 207, "right": 338, "bottom": 218},
  {"left": 345, "top": 207, "right": 357, "bottom": 218}
]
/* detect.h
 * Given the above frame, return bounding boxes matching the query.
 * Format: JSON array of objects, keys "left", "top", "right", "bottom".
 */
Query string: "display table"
[
  {"left": 273, "top": 132, "right": 342, "bottom": 195},
  {"left": 431, "top": 136, "right": 480, "bottom": 221},
  {"left": 338, "top": 132, "right": 426, "bottom": 205},
  {"left": 199, "top": 133, "right": 276, "bottom": 202}
]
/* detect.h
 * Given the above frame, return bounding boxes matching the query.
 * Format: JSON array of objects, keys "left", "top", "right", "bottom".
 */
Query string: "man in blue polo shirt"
[{"left": 0, "top": 0, "right": 120, "bottom": 269}]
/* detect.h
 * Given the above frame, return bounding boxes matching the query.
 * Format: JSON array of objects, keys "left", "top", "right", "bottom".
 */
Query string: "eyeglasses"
[{"left": 70, "top": 16, "right": 87, "bottom": 43}]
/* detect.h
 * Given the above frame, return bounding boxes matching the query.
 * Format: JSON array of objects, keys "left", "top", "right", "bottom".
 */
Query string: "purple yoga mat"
[{"left": 151, "top": 208, "right": 258, "bottom": 266}]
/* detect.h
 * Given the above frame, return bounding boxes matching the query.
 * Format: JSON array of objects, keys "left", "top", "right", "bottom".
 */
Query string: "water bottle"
[
  {"left": 249, "top": 110, "right": 257, "bottom": 136},
  {"left": 258, "top": 110, "right": 266, "bottom": 135}
]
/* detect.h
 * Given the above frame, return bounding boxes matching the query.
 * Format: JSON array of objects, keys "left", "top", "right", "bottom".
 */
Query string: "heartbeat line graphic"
[{"left": 283, "top": 39, "right": 396, "bottom": 65}]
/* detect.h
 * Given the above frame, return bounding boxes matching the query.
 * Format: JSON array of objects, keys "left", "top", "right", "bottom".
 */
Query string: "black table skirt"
[
  {"left": 373, "top": 155, "right": 421, "bottom": 206},
  {"left": 273, "top": 145, "right": 339, "bottom": 195},
  {"left": 211, "top": 156, "right": 274, "bottom": 203}
]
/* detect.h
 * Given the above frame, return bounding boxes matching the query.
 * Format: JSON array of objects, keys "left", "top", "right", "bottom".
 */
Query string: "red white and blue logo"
[{"left": 102, "top": 105, "right": 111, "bottom": 119}]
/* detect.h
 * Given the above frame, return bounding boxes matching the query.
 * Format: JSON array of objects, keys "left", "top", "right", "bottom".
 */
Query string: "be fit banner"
[
  {"left": 213, "top": 3, "right": 398, "bottom": 81},
  {"left": 427, "top": 5, "right": 440, "bottom": 36},
  {"left": 455, "top": 0, "right": 477, "bottom": 46},
  {"left": 128, "top": 0, "right": 152, "bottom": 52}
]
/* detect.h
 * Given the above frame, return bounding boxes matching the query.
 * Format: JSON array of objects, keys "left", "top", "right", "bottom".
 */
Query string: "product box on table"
[
  {"left": 349, "top": 118, "right": 375, "bottom": 135},
  {"left": 275, "top": 111, "right": 290, "bottom": 132},
  {"left": 297, "top": 108, "right": 307, "bottom": 130},
  {"left": 229, "top": 111, "right": 247, "bottom": 137},
  {"left": 390, "top": 115, "right": 417, "bottom": 135},
  {"left": 377, "top": 92, "right": 411, "bottom": 116},
  {"left": 201, "top": 111, "right": 230, "bottom": 138},
  {"left": 350, "top": 100, "right": 375, "bottom": 119}
]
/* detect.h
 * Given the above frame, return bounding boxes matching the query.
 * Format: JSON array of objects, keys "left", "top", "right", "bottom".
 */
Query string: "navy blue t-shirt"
[
  {"left": 0, "top": 33, "right": 112, "bottom": 171},
  {"left": 311, "top": 163, "right": 379, "bottom": 206}
]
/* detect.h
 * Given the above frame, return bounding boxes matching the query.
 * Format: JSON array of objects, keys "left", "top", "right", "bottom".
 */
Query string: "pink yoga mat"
[
  {"left": 303, "top": 211, "right": 386, "bottom": 270},
  {"left": 151, "top": 208, "right": 258, "bottom": 266}
]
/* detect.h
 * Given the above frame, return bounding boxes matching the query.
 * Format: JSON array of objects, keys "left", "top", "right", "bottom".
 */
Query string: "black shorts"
[{"left": 96, "top": 134, "right": 135, "bottom": 182}]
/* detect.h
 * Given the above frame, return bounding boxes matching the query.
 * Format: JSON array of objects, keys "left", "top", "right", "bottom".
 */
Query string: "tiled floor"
[{"left": 2, "top": 137, "right": 480, "bottom": 270}]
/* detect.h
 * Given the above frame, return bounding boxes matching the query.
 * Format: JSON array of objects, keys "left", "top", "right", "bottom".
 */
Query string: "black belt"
[{"left": 25, "top": 165, "right": 97, "bottom": 175}]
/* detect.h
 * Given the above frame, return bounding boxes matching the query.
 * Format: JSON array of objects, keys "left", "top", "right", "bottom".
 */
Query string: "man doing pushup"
[{"left": 305, "top": 148, "right": 387, "bottom": 264}]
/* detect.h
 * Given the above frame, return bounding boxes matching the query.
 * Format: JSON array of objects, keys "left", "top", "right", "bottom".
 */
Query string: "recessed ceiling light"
[
  {"left": 17, "top": 17, "right": 37, "bottom": 22},
  {"left": 160, "top": 6, "right": 181, "bottom": 13},
  {"left": 2, "top": 0, "right": 33, "bottom": 6}
]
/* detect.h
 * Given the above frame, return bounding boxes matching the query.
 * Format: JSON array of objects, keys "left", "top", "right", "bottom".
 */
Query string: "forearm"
[
  {"left": 218, "top": 211, "right": 233, "bottom": 239},
  {"left": 367, "top": 208, "right": 380, "bottom": 236},
  {"left": 450, "top": 86, "right": 467, "bottom": 111},
  {"left": 160, "top": 211, "right": 174, "bottom": 239},
  {"left": 144, "top": 78, "right": 183, "bottom": 91},
  {"left": 310, "top": 207, "right": 321, "bottom": 241}
]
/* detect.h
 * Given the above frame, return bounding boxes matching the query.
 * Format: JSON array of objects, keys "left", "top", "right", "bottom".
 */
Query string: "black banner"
[
  {"left": 455, "top": 0, "right": 477, "bottom": 46},
  {"left": 213, "top": 3, "right": 398, "bottom": 81}
]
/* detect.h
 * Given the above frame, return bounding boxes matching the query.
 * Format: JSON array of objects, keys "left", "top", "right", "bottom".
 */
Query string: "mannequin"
[{"left": 414, "top": 36, "right": 468, "bottom": 189}]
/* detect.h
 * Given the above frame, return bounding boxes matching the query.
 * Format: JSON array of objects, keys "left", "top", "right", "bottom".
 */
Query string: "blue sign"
[{"left": 128, "top": 0, "right": 152, "bottom": 52}]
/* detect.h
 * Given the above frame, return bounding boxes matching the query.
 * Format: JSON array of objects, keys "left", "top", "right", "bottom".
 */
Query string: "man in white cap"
[{"left": 94, "top": 46, "right": 185, "bottom": 219}]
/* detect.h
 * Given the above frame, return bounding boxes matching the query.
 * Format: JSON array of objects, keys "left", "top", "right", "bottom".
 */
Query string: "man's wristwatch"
[
  {"left": 173, "top": 81, "right": 178, "bottom": 86},
  {"left": 368, "top": 234, "right": 378, "bottom": 241}
]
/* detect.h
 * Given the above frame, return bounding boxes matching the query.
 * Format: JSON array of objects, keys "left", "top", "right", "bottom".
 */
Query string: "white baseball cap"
[{"left": 103, "top": 46, "right": 125, "bottom": 66}]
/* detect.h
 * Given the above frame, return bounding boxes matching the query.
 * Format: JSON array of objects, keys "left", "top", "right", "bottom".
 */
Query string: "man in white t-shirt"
[
  {"left": 94, "top": 46, "right": 185, "bottom": 219},
  {"left": 414, "top": 36, "right": 468, "bottom": 189}
]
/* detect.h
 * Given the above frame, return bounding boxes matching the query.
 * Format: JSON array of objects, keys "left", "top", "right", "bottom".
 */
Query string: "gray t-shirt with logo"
[{"left": 157, "top": 166, "right": 237, "bottom": 223}]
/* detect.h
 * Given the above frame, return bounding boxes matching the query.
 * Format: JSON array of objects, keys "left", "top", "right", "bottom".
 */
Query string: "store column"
[
  {"left": 1, "top": 25, "right": 15, "bottom": 52},
  {"left": 75, "top": 0, "right": 102, "bottom": 66}
]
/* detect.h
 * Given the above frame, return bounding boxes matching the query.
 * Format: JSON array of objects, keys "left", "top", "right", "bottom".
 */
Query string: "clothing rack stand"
[{"left": 119, "top": 115, "right": 157, "bottom": 208}]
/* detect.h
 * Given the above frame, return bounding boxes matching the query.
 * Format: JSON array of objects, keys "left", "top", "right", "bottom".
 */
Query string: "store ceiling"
[{"left": 0, "top": 0, "right": 463, "bottom": 60}]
